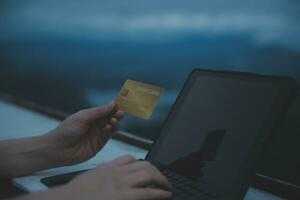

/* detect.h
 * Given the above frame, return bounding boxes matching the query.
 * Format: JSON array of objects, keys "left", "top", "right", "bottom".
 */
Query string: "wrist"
[{"left": 38, "top": 132, "right": 66, "bottom": 168}]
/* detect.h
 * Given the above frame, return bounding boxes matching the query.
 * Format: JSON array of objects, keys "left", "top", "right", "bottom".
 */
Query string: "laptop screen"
[{"left": 147, "top": 70, "right": 297, "bottom": 197}]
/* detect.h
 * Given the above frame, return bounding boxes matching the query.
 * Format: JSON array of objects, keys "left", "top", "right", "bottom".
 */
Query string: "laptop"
[
  {"left": 145, "top": 69, "right": 297, "bottom": 199},
  {"left": 41, "top": 69, "right": 298, "bottom": 200}
]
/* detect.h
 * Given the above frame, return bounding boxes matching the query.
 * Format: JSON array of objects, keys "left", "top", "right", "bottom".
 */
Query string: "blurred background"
[{"left": 0, "top": 0, "right": 299, "bottom": 187}]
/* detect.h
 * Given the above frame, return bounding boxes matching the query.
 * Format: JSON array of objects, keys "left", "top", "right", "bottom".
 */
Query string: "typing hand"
[{"left": 62, "top": 156, "right": 172, "bottom": 200}]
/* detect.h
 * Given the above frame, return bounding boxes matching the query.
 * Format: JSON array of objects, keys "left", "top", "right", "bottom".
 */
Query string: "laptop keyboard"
[{"left": 162, "top": 169, "right": 217, "bottom": 200}]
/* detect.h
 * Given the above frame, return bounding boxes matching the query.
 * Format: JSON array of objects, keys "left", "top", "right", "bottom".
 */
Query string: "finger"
[
  {"left": 101, "top": 110, "right": 121, "bottom": 127},
  {"left": 108, "top": 155, "right": 136, "bottom": 166},
  {"left": 110, "top": 117, "right": 119, "bottom": 126},
  {"left": 111, "top": 123, "right": 120, "bottom": 133},
  {"left": 122, "top": 161, "right": 153, "bottom": 174},
  {"left": 104, "top": 124, "right": 112, "bottom": 132},
  {"left": 127, "top": 169, "right": 171, "bottom": 190},
  {"left": 101, "top": 123, "right": 119, "bottom": 136},
  {"left": 95, "top": 123, "right": 118, "bottom": 149},
  {"left": 129, "top": 188, "right": 172, "bottom": 200},
  {"left": 113, "top": 110, "right": 124, "bottom": 120},
  {"left": 101, "top": 111, "right": 123, "bottom": 129},
  {"left": 76, "top": 101, "right": 116, "bottom": 124},
  {"left": 102, "top": 124, "right": 114, "bottom": 137},
  {"left": 96, "top": 126, "right": 111, "bottom": 150}
]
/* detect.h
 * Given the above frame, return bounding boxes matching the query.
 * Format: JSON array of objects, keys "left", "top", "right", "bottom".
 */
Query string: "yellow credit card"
[{"left": 116, "top": 80, "right": 164, "bottom": 119}]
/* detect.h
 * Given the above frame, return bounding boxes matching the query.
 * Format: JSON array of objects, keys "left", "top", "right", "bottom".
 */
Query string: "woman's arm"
[
  {"left": 0, "top": 135, "right": 62, "bottom": 178},
  {"left": 0, "top": 101, "right": 123, "bottom": 179}
]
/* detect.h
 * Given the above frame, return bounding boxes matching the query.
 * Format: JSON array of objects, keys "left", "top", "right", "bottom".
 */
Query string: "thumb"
[{"left": 75, "top": 101, "right": 116, "bottom": 124}]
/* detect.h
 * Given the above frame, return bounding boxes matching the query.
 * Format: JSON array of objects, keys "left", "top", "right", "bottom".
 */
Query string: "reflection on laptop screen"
[{"left": 147, "top": 70, "right": 296, "bottom": 197}]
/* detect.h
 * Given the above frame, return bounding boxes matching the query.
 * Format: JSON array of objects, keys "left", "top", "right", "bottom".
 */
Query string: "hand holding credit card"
[{"left": 116, "top": 80, "right": 164, "bottom": 119}]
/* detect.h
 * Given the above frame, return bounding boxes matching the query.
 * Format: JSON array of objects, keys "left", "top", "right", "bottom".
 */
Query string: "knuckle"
[
  {"left": 95, "top": 107, "right": 105, "bottom": 114},
  {"left": 123, "top": 155, "right": 135, "bottom": 161},
  {"left": 142, "top": 162, "right": 158, "bottom": 174},
  {"left": 141, "top": 169, "right": 154, "bottom": 179},
  {"left": 140, "top": 161, "right": 152, "bottom": 169},
  {"left": 76, "top": 109, "right": 87, "bottom": 116}
]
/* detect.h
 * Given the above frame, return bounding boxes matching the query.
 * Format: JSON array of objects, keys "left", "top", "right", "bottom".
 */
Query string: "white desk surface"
[{"left": 0, "top": 100, "right": 282, "bottom": 200}]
